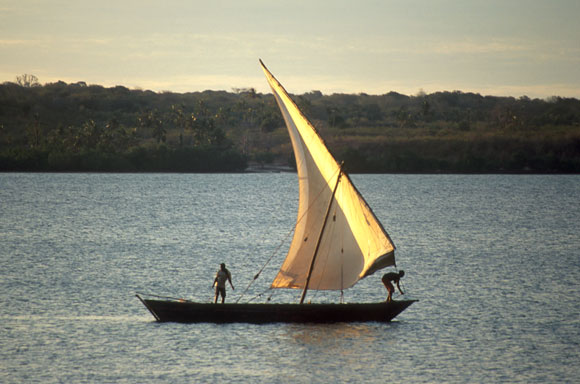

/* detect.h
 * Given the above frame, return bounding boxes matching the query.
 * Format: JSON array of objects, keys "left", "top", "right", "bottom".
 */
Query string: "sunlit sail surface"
[{"left": 260, "top": 60, "right": 396, "bottom": 291}]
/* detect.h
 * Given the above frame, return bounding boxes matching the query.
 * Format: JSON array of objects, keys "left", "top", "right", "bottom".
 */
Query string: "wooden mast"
[{"left": 299, "top": 165, "right": 343, "bottom": 304}]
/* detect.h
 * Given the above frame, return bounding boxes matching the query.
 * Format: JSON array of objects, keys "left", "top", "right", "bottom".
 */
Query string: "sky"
[{"left": 1, "top": 0, "right": 579, "bottom": 99}]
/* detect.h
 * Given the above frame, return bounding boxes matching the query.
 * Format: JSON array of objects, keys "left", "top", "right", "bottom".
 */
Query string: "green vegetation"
[{"left": 1, "top": 76, "right": 579, "bottom": 173}]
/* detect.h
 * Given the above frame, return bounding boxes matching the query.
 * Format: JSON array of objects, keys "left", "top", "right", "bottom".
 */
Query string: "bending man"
[{"left": 382, "top": 270, "right": 405, "bottom": 302}]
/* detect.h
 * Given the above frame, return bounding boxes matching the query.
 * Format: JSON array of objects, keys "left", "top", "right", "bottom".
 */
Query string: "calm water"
[{"left": 1, "top": 173, "right": 579, "bottom": 383}]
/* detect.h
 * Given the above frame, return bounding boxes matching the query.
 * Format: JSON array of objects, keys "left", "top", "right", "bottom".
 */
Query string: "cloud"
[
  {"left": 0, "top": 38, "right": 44, "bottom": 47},
  {"left": 1, "top": 26, "right": 578, "bottom": 99},
  {"left": 429, "top": 39, "right": 530, "bottom": 55}
]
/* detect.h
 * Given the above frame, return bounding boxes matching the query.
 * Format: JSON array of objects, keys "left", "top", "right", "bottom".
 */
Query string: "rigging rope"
[
  {"left": 235, "top": 165, "right": 342, "bottom": 304},
  {"left": 399, "top": 273, "right": 407, "bottom": 294},
  {"left": 235, "top": 224, "right": 294, "bottom": 303}
]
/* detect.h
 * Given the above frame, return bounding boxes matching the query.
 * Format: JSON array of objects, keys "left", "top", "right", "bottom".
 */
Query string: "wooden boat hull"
[{"left": 137, "top": 295, "right": 416, "bottom": 324}]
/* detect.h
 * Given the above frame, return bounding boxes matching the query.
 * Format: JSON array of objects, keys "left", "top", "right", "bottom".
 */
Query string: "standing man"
[
  {"left": 382, "top": 270, "right": 405, "bottom": 302},
  {"left": 212, "top": 263, "right": 234, "bottom": 303}
]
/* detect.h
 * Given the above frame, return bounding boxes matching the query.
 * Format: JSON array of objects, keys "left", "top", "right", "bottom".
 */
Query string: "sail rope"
[
  {"left": 236, "top": 166, "right": 342, "bottom": 304},
  {"left": 340, "top": 197, "right": 345, "bottom": 303},
  {"left": 243, "top": 287, "right": 276, "bottom": 303},
  {"left": 234, "top": 225, "right": 293, "bottom": 303},
  {"left": 303, "top": 181, "right": 344, "bottom": 303},
  {"left": 234, "top": 191, "right": 324, "bottom": 303},
  {"left": 309, "top": 213, "right": 335, "bottom": 299},
  {"left": 234, "top": 190, "right": 314, "bottom": 303},
  {"left": 307, "top": 183, "right": 351, "bottom": 304},
  {"left": 399, "top": 272, "right": 407, "bottom": 295},
  {"left": 308, "top": 216, "right": 350, "bottom": 304}
]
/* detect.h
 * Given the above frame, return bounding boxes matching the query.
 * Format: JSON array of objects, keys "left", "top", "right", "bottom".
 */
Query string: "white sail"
[{"left": 261, "top": 60, "right": 396, "bottom": 291}]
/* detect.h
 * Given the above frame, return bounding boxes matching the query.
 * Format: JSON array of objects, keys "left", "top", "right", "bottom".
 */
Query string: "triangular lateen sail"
[{"left": 260, "top": 60, "right": 396, "bottom": 291}]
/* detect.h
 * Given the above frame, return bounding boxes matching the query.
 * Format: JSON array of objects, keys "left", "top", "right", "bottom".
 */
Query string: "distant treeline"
[{"left": 1, "top": 76, "right": 579, "bottom": 173}]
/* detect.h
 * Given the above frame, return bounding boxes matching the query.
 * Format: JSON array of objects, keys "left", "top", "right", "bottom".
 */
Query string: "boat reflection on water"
[{"left": 287, "top": 323, "right": 380, "bottom": 345}]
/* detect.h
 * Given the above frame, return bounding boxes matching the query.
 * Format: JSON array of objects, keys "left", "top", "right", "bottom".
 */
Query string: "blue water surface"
[{"left": 1, "top": 173, "right": 579, "bottom": 383}]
